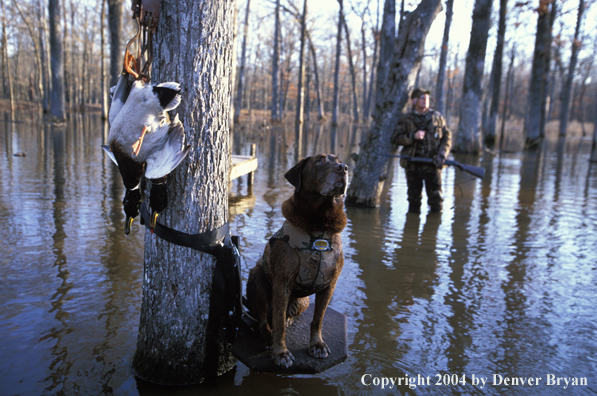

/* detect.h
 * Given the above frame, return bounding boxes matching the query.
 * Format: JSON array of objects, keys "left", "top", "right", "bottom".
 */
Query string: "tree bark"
[
  {"left": 485, "top": 0, "right": 508, "bottom": 146},
  {"left": 435, "top": 0, "right": 454, "bottom": 116},
  {"left": 559, "top": 0, "right": 584, "bottom": 137},
  {"left": 234, "top": 0, "right": 251, "bottom": 124},
  {"left": 271, "top": 0, "right": 281, "bottom": 122},
  {"left": 346, "top": 0, "right": 442, "bottom": 207},
  {"left": 499, "top": 44, "right": 516, "bottom": 151},
  {"left": 591, "top": 86, "right": 597, "bottom": 162},
  {"left": 524, "top": 0, "right": 556, "bottom": 146},
  {"left": 48, "top": 0, "right": 65, "bottom": 120},
  {"left": 131, "top": 0, "right": 236, "bottom": 385},
  {"left": 107, "top": 0, "right": 123, "bottom": 87},
  {"left": 453, "top": 0, "right": 492, "bottom": 154},
  {"left": 373, "top": 0, "right": 395, "bottom": 114}
]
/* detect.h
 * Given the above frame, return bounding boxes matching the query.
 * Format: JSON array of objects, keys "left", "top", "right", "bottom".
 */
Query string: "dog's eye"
[{"left": 315, "top": 159, "right": 323, "bottom": 165}]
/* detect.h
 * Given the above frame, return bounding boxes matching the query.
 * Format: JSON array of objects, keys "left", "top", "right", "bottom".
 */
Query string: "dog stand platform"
[{"left": 232, "top": 305, "right": 348, "bottom": 374}]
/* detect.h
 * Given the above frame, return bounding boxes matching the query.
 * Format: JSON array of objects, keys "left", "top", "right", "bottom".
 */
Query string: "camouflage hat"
[{"left": 411, "top": 88, "right": 431, "bottom": 99}]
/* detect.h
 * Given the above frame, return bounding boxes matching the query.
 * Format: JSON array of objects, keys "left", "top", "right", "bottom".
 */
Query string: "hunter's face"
[{"left": 413, "top": 94, "right": 430, "bottom": 111}]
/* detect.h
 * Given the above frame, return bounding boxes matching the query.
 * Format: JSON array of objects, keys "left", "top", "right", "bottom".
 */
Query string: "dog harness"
[{"left": 270, "top": 221, "right": 342, "bottom": 297}]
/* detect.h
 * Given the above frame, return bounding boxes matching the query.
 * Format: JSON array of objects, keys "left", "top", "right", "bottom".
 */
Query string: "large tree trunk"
[
  {"left": 373, "top": 0, "right": 395, "bottom": 113},
  {"left": 485, "top": 0, "right": 508, "bottom": 146},
  {"left": 346, "top": 0, "right": 442, "bottom": 207},
  {"left": 48, "top": 0, "right": 65, "bottom": 120},
  {"left": 453, "top": 0, "right": 492, "bottom": 154},
  {"left": 271, "top": 0, "right": 281, "bottom": 122},
  {"left": 331, "top": 0, "right": 343, "bottom": 127},
  {"left": 435, "top": 0, "right": 454, "bottom": 116},
  {"left": 524, "top": 0, "right": 556, "bottom": 146},
  {"left": 559, "top": 0, "right": 584, "bottom": 137},
  {"left": 107, "top": 0, "right": 123, "bottom": 87},
  {"left": 131, "top": 0, "right": 236, "bottom": 385},
  {"left": 234, "top": 0, "right": 251, "bottom": 124}
]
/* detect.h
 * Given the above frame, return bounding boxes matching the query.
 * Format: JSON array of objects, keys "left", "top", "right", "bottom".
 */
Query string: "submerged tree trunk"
[
  {"left": 271, "top": 0, "right": 281, "bottom": 122},
  {"left": 234, "top": 0, "right": 251, "bottom": 124},
  {"left": 435, "top": 0, "right": 454, "bottom": 116},
  {"left": 499, "top": 44, "right": 516, "bottom": 151},
  {"left": 559, "top": 0, "right": 584, "bottom": 137},
  {"left": 485, "top": 0, "right": 508, "bottom": 146},
  {"left": 131, "top": 0, "right": 235, "bottom": 385},
  {"left": 346, "top": 0, "right": 442, "bottom": 207},
  {"left": 524, "top": 0, "right": 556, "bottom": 146},
  {"left": 107, "top": 0, "right": 123, "bottom": 87},
  {"left": 48, "top": 0, "right": 65, "bottom": 120},
  {"left": 453, "top": 0, "right": 492, "bottom": 154}
]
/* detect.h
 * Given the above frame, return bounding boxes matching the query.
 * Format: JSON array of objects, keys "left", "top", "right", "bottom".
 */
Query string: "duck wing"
[
  {"left": 102, "top": 145, "right": 118, "bottom": 165},
  {"left": 153, "top": 82, "right": 182, "bottom": 111},
  {"left": 145, "top": 115, "right": 190, "bottom": 180}
]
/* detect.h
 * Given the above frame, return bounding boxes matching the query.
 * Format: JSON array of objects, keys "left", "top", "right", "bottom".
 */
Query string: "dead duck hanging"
[{"left": 103, "top": 76, "right": 190, "bottom": 235}]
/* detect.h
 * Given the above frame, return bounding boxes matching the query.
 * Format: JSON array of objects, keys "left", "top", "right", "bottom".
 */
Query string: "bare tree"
[
  {"left": 271, "top": 0, "right": 281, "bottom": 122},
  {"left": 131, "top": 0, "right": 236, "bottom": 385},
  {"left": 592, "top": 88, "right": 597, "bottom": 162},
  {"left": 485, "top": 0, "right": 508, "bottom": 146},
  {"left": 295, "top": 0, "right": 307, "bottom": 148},
  {"left": 234, "top": 0, "right": 251, "bottom": 124},
  {"left": 559, "top": 0, "right": 585, "bottom": 137},
  {"left": 100, "top": 0, "right": 107, "bottom": 119},
  {"left": 346, "top": 0, "right": 442, "bottom": 207},
  {"left": 48, "top": 0, "right": 65, "bottom": 120},
  {"left": 331, "top": 0, "right": 343, "bottom": 127},
  {"left": 524, "top": 0, "right": 557, "bottom": 147},
  {"left": 453, "top": 0, "right": 492, "bottom": 154},
  {"left": 342, "top": 11, "right": 360, "bottom": 122},
  {"left": 435, "top": 0, "right": 454, "bottom": 116}
]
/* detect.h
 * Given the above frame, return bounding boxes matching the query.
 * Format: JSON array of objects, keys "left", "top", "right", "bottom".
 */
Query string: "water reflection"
[{"left": 1, "top": 114, "right": 596, "bottom": 395}]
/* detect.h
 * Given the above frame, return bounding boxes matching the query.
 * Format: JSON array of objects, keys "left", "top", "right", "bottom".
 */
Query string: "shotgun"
[{"left": 386, "top": 154, "right": 485, "bottom": 179}]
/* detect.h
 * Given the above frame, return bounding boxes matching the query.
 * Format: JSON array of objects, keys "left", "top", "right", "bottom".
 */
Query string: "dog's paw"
[
  {"left": 309, "top": 341, "right": 331, "bottom": 359},
  {"left": 273, "top": 349, "right": 295, "bottom": 368}
]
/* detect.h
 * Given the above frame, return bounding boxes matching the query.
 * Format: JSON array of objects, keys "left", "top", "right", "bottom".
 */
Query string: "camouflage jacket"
[{"left": 391, "top": 109, "right": 452, "bottom": 168}]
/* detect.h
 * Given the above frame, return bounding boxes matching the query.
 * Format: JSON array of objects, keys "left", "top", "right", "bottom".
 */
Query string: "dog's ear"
[{"left": 285, "top": 157, "right": 310, "bottom": 192}]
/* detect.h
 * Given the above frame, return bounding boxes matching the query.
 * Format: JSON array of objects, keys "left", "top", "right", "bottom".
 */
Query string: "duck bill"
[{"left": 124, "top": 216, "right": 135, "bottom": 235}]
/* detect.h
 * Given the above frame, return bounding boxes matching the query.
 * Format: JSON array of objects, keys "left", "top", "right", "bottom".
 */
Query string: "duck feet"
[
  {"left": 149, "top": 177, "right": 168, "bottom": 229},
  {"left": 123, "top": 189, "right": 142, "bottom": 235}
]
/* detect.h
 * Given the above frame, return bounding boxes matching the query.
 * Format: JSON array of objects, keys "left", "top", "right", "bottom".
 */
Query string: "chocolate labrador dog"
[{"left": 246, "top": 154, "right": 348, "bottom": 368}]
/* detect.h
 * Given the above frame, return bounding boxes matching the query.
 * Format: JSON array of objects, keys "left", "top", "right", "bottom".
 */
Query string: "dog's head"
[{"left": 285, "top": 154, "right": 348, "bottom": 197}]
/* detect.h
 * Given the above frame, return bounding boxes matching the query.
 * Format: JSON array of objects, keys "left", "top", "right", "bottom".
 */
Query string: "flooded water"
[{"left": 1, "top": 113, "right": 596, "bottom": 395}]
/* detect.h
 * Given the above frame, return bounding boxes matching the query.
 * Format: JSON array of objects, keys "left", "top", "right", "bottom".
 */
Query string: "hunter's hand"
[
  {"left": 433, "top": 153, "right": 446, "bottom": 168},
  {"left": 414, "top": 130, "right": 426, "bottom": 140}
]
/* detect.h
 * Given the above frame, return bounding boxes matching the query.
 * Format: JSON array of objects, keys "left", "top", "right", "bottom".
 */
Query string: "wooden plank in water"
[
  {"left": 230, "top": 155, "right": 258, "bottom": 181},
  {"left": 232, "top": 305, "right": 348, "bottom": 374}
]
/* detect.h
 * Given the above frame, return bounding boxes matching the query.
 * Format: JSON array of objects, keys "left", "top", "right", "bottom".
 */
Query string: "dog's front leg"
[
  {"left": 309, "top": 255, "right": 343, "bottom": 359},
  {"left": 271, "top": 280, "right": 294, "bottom": 368}
]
